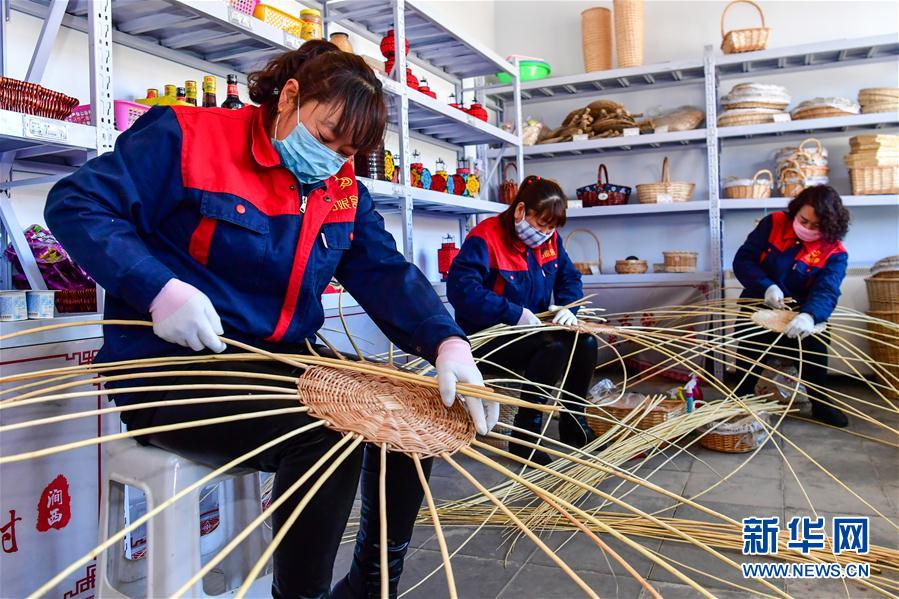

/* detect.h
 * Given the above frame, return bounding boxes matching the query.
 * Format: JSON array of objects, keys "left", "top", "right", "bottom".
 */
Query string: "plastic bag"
[
  {"left": 522, "top": 118, "right": 545, "bottom": 145},
  {"left": 3, "top": 224, "right": 95, "bottom": 290},
  {"left": 588, "top": 378, "right": 617, "bottom": 404},
  {"left": 755, "top": 365, "right": 812, "bottom": 416}
]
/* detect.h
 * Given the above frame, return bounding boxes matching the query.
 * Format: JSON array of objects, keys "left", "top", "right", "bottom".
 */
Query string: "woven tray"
[
  {"left": 586, "top": 394, "right": 686, "bottom": 438},
  {"left": 791, "top": 106, "right": 856, "bottom": 120},
  {"left": 861, "top": 101, "right": 899, "bottom": 114},
  {"left": 0, "top": 76, "right": 79, "bottom": 120},
  {"left": 717, "top": 110, "right": 780, "bottom": 127},
  {"left": 699, "top": 413, "right": 769, "bottom": 453},
  {"left": 663, "top": 251, "right": 698, "bottom": 273},
  {"left": 751, "top": 309, "right": 827, "bottom": 335},
  {"left": 722, "top": 100, "right": 789, "bottom": 110}
]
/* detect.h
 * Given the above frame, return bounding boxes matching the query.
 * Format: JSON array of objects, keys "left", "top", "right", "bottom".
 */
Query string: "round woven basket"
[
  {"left": 722, "top": 100, "right": 789, "bottom": 110},
  {"left": 720, "top": 0, "right": 770, "bottom": 54},
  {"left": 615, "top": 258, "right": 648, "bottom": 274},
  {"left": 636, "top": 156, "right": 694, "bottom": 203},
  {"left": 751, "top": 309, "right": 827, "bottom": 335},
  {"left": 866, "top": 276, "right": 899, "bottom": 311},
  {"left": 866, "top": 310, "right": 899, "bottom": 399},
  {"left": 663, "top": 251, "right": 698, "bottom": 273},
  {"left": 586, "top": 397, "right": 685, "bottom": 438},
  {"left": 565, "top": 228, "right": 602, "bottom": 275},
  {"left": 724, "top": 168, "right": 774, "bottom": 199},
  {"left": 699, "top": 413, "right": 770, "bottom": 453},
  {"left": 861, "top": 101, "right": 899, "bottom": 114},
  {"left": 791, "top": 106, "right": 856, "bottom": 120},
  {"left": 613, "top": 0, "right": 644, "bottom": 68},
  {"left": 717, "top": 109, "right": 780, "bottom": 127},
  {"left": 582, "top": 7, "right": 612, "bottom": 72}
]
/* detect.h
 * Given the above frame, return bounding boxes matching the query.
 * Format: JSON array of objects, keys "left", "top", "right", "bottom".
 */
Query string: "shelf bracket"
[{"left": 88, "top": 0, "right": 115, "bottom": 155}]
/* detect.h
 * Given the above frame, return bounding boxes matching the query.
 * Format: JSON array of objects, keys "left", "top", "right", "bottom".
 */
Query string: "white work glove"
[
  {"left": 516, "top": 307, "right": 541, "bottom": 327},
  {"left": 149, "top": 279, "right": 226, "bottom": 352},
  {"left": 784, "top": 313, "right": 816, "bottom": 340},
  {"left": 435, "top": 337, "right": 498, "bottom": 436},
  {"left": 549, "top": 304, "right": 578, "bottom": 327},
  {"left": 764, "top": 284, "right": 786, "bottom": 309}
]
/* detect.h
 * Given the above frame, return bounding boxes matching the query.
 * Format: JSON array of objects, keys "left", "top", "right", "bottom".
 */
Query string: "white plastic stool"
[{"left": 98, "top": 438, "right": 268, "bottom": 598}]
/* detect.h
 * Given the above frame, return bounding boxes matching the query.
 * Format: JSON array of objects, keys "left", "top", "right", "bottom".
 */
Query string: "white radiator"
[{"left": 724, "top": 267, "right": 874, "bottom": 374}]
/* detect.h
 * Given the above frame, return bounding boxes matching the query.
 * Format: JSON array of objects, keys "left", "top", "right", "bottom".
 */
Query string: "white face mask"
[{"left": 515, "top": 217, "right": 553, "bottom": 248}]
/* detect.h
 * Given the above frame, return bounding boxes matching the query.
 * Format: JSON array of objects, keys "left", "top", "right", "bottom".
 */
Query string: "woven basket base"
[
  {"left": 751, "top": 310, "right": 827, "bottom": 335},
  {"left": 297, "top": 365, "right": 474, "bottom": 457},
  {"left": 791, "top": 107, "right": 857, "bottom": 120}
]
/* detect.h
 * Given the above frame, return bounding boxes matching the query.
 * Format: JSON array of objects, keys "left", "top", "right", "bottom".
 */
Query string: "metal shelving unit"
[
  {"left": 566, "top": 200, "right": 710, "bottom": 219},
  {"left": 582, "top": 272, "right": 715, "bottom": 286},
  {"left": 495, "top": 128, "right": 707, "bottom": 161},
  {"left": 717, "top": 112, "right": 898, "bottom": 144},
  {"left": 360, "top": 177, "right": 503, "bottom": 215},
  {"left": 719, "top": 195, "right": 898, "bottom": 211}
]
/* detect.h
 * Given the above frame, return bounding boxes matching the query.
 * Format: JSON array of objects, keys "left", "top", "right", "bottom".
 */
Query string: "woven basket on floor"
[
  {"left": 586, "top": 395, "right": 685, "bottom": 438},
  {"left": 615, "top": 258, "right": 648, "bottom": 274},
  {"left": 565, "top": 228, "right": 602, "bottom": 275},
  {"left": 699, "top": 413, "right": 769, "bottom": 453},
  {"left": 582, "top": 7, "right": 613, "bottom": 72},
  {"left": 614, "top": 0, "right": 644, "bottom": 68},
  {"left": 297, "top": 365, "right": 474, "bottom": 457},
  {"left": 663, "top": 251, "right": 698, "bottom": 273},
  {"left": 724, "top": 169, "right": 774, "bottom": 199},
  {"left": 636, "top": 156, "right": 694, "bottom": 203},
  {"left": 720, "top": 0, "right": 770, "bottom": 54},
  {"left": 849, "top": 166, "right": 899, "bottom": 195},
  {"left": 866, "top": 276, "right": 899, "bottom": 311}
]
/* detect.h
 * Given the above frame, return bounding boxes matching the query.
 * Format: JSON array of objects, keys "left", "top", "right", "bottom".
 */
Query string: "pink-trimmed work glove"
[
  {"left": 435, "top": 337, "right": 498, "bottom": 435},
  {"left": 150, "top": 279, "right": 226, "bottom": 353}
]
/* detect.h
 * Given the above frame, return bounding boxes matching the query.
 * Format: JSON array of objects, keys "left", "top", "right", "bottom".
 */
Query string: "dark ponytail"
[
  {"left": 499, "top": 175, "right": 568, "bottom": 236},
  {"left": 247, "top": 40, "right": 387, "bottom": 153}
]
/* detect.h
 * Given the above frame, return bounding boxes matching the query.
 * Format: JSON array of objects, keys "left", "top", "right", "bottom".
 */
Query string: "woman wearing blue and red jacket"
[
  {"left": 447, "top": 176, "right": 598, "bottom": 465},
  {"left": 733, "top": 185, "right": 850, "bottom": 427},
  {"left": 45, "top": 41, "right": 496, "bottom": 598}
]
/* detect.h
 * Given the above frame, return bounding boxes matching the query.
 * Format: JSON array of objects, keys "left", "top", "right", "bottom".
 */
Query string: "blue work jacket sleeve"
[
  {"left": 733, "top": 214, "right": 776, "bottom": 296},
  {"left": 335, "top": 182, "right": 464, "bottom": 363},
  {"left": 802, "top": 251, "right": 848, "bottom": 323},
  {"left": 44, "top": 106, "right": 182, "bottom": 312},
  {"left": 553, "top": 234, "right": 584, "bottom": 314},
  {"left": 446, "top": 236, "right": 523, "bottom": 330}
]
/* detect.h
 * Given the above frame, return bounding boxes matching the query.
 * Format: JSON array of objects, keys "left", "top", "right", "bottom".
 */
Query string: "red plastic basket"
[
  {"left": 66, "top": 100, "right": 150, "bottom": 132},
  {"left": 229, "top": 0, "right": 260, "bottom": 15}
]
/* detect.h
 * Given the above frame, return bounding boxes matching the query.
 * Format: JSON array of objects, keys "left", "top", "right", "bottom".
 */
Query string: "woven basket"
[
  {"left": 791, "top": 106, "right": 855, "bottom": 120},
  {"left": 849, "top": 166, "right": 899, "bottom": 195},
  {"left": 615, "top": 259, "right": 648, "bottom": 274},
  {"left": 751, "top": 309, "right": 827, "bottom": 335},
  {"left": 636, "top": 157, "right": 694, "bottom": 203},
  {"left": 779, "top": 167, "right": 806, "bottom": 198},
  {"left": 723, "top": 100, "right": 788, "bottom": 110},
  {"left": 663, "top": 251, "right": 698, "bottom": 273},
  {"left": 859, "top": 87, "right": 899, "bottom": 103},
  {"left": 866, "top": 276, "right": 899, "bottom": 311},
  {"left": 614, "top": 0, "right": 644, "bottom": 68},
  {"left": 724, "top": 169, "right": 774, "bottom": 199},
  {"left": 866, "top": 311, "right": 899, "bottom": 399},
  {"left": 582, "top": 7, "right": 613, "bottom": 72},
  {"left": 717, "top": 110, "right": 780, "bottom": 127},
  {"left": 565, "top": 229, "right": 602, "bottom": 275},
  {"left": 586, "top": 395, "right": 685, "bottom": 438},
  {"left": 779, "top": 158, "right": 829, "bottom": 181},
  {"left": 720, "top": 0, "right": 770, "bottom": 54},
  {"left": 861, "top": 101, "right": 899, "bottom": 114},
  {"left": 699, "top": 413, "right": 769, "bottom": 453}
]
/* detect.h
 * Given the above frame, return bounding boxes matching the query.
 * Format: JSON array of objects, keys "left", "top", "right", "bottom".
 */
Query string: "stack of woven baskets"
[
  {"left": 790, "top": 97, "right": 860, "bottom": 120},
  {"left": 858, "top": 88, "right": 899, "bottom": 114},
  {"left": 718, "top": 83, "right": 791, "bottom": 127},
  {"left": 865, "top": 256, "right": 899, "bottom": 399},
  {"left": 775, "top": 138, "right": 829, "bottom": 197},
  {"left": 844, "top": 134, "right": 899, "bottom": 195}
]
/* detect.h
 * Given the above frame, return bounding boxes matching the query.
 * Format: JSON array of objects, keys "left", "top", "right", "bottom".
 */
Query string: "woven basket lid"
[
  {"left": 871, "top": 255, "right": 899, "bottom": 277},
  {"left": 751, "top": 310, "right": 827, "bottom": 335},
  {"left": 297, "top": 365, "right": 474, "bottom": 457}
]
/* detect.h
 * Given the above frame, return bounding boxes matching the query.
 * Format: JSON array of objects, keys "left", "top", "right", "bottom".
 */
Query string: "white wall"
[{"left": 493, "top": 0, "right": 899, "bottom": 273}]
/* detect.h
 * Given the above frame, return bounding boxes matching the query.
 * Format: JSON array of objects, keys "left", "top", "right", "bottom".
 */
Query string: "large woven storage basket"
[
  {"left": 581, "top": 7, "right": 613, "bottom": 72},
  {"left": 565, "top": 229, "right": 602, "bottom": 275},
  {"left": 720, "top": 0, "right": 770, "bottom": 54},
  {"left": 636, "top": 156, "right": 694, "bottom": 203},
  {"left": 663, "top": 251, "right": 698, "bottom": 273},
  {"left": 865, "top": 310, "right": 899, "bottom": 400},
  {"left": 614, "top": 0, "right": 644, "bottom": 68},
  {"left": 849, "top": 166, "right": 899, "bottom": 195},
  {"left": 586, "top": 395, "right": 685, "bottom": 438},
  {"left": 866, "top": 274, "right": 899, "bottom": 311}
]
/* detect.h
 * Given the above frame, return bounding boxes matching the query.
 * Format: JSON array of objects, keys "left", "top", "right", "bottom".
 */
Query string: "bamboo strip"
[{"left": 412, "top": 454, "right": 457, "bottom": 599}]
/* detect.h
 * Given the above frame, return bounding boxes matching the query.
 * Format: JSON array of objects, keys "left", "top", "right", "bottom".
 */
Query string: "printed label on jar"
[{"left": 22, "top": 116, "right": 68, "bottom": 142}]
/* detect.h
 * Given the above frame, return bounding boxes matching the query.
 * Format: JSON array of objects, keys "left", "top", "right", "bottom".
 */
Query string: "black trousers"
[
  {"left": 473, "top": 329, "right": 598, "bottom": 431},
  {"left": 734, "top": 325, "right": 830, "bottom": 401},
  {"left": 118, "top": 358, "right": 431, "bottom": 599}
]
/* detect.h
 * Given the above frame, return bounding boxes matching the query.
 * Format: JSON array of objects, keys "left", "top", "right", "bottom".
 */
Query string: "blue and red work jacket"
[
  {"left": 733, "top": 211, "right": 848, "bottom": 323},
  {"left": 446, "top": 216, "right": 583, "bottom": 334},
  {"left": 45, "top": 105, "right": 462, "bottom": 381}
]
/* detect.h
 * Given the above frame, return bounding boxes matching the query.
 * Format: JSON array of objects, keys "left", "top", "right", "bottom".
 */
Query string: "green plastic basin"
[{"left": 496, "top": 60, "right": 551, "bottom": 84}]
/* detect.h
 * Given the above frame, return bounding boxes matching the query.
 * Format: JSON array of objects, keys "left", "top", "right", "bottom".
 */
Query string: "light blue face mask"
[
  {"left": 515, "top": 216, "right": 554, "bottom": 248},
  {"left": 271, "top": 100, "right": 348, "bottom": 185}
]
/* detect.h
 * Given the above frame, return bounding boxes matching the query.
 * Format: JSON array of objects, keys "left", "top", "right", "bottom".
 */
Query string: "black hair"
[
  {"left": 247, "top": 40, "right": 387, "bottom": 153},
  {"left": 787, "top": 185, "right": 850, "bottom": 242},
  {"left": 498, "top": 175, "right": 567, "bottom": 237}
]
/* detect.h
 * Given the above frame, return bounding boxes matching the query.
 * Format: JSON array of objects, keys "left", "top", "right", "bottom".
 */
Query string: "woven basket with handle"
[
  {"left": 614, "top": 0, "right": 644, "bottom": 68},
  {"left": 724, "top": 168, "right": 774, "bottom": 199},
  {"left": 720, "top": 0, "right": 770, "bottom": 54},
  {"left": 499, "top": 162, "right": 519, "bottom": 205},
  {"left": 565, "top": 228, "right": 602, "bottom": 275},
  {"left": 699, "top": 413, "right": 769, "bottom": 453},
  {"left": 779, "top": 167, "right": 806, "bottom": 198},
  {"left": 636, "top": 156, "right": 695, "bottom": 203},
  {"left": 586, "top": 395, "right": 685, "bottom": 438},
  {"left": 581, "top": 7, "right": 613, "bottom": 72}
]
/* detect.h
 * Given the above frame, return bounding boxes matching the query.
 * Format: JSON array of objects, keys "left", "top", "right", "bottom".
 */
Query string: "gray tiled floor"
[{"left": 373, "top": 378, "right": 899, "bottom": 598}]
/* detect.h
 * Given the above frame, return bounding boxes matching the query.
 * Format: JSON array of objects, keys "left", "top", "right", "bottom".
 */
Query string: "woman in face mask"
[
  {"left": 446, "top": 176, "right": 599, "bottom": 465},
  {"left": 45, "top": 40, "right": 494, "bottom": 598},
  {"left": 733, "top": 185, "right": 851, "bottom": 427}
]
